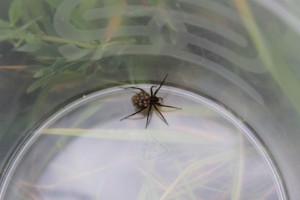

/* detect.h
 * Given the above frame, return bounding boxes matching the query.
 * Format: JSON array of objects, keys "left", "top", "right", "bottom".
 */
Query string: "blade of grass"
[
  {"left": 230, "top": 134, "right": 244, "bottom": 200},
  {"left": 159, "top": 150, "right": 236, "bottom": 200},
  {"left": 233, "top": 0, "right": 300, "bottom": 114},
  {"left": 104, "top": 0, "right": 127, "bottom": 43},
  {"left": 9, "top": 0, "right": 22, "bottom": 25}
]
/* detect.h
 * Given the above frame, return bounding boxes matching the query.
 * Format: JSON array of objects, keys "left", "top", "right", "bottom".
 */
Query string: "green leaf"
[
  {"left": 33, "top": 43, "right": 61, "bottom": 60},
  {"left": 51, "top": 58, "right": 66, "bottom": 71},
  {"left": 33, "top": 70, "right": 45, "bottom": 78},
  {"left": 19, "top": 17, "right": 41, "bottom": 31},
  {"left": 77, "top": 61, "right": 92, "bottom": 72},
  {"left": 15, "top": 33, "right": 42, "bottom": 52},
  {"left": 0, "top": 29, "right": 20, "bottom": 42},
  {"left": 16, "top": 42, "right": 40, "bottom": 52},
  {"left": 9, "top": 0, "right": 22, "bottom": 25},
  {"left": 27, "top": 78, "right": 45, "bottom": 93}
]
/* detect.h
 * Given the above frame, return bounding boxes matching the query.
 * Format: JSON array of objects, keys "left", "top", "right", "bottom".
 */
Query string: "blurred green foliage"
[{"left": 0, "top": 0, "right": 141, "bottom": 93}]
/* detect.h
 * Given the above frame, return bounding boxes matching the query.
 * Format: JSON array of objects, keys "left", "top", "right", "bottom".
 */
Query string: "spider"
[{"left": 120, "top": 74, "right": 181, "bottom": 128}]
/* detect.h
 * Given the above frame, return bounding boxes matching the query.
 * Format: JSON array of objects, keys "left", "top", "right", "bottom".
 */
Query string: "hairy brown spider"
[{"left": 120, "top": 74, "right": 181, "bottom": 128}]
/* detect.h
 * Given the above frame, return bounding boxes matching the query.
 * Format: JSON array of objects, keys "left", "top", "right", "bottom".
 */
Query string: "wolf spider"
[{"left": 120, "top": 74, "right": 181, "bottom": 128}]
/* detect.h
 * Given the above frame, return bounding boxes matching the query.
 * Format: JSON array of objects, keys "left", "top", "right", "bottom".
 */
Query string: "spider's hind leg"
[
  {"left": 145, "top": 105, "right": 153, "bottom": 129},
  {"left": 153, "top": 105, "right": 169, "bottom": 125},
  {"left": 157, "top": 103, "right": 181, "bottom": 110},
  {"left": 120, "top": 107, "right": 147, "bottom": 121}
]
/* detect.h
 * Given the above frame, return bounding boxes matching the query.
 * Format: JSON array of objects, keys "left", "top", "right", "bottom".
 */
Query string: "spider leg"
[
  {"left": 154, "top": 74, "right": 168, "bottom": 95},
  {"left": 153, "top": 105, "right": 169, "bottom": 125},
  {"left": 120, "top": 107, "right": 147, "bottom": 121},
  {"left": 150, "top": 86, "right": 157, "bottom": 95},
  {"left": 157, "top": 103, "right": 181, "bottom": 109},
  {"left": 145, "top": 104, "right": 152, "bottom": 129},
  {"left": 120, "top": 86, "right": 146, "bottom": 93}
]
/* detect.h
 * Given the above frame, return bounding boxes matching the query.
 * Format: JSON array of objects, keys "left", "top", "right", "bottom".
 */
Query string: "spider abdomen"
[{"left": 131, "top": 91, "right": 151, "bottom": 109}]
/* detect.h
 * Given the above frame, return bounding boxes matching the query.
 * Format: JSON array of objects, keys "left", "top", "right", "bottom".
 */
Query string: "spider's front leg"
[
  {"left": 120, "top": 86, "right": 147, "bottom": 93},
  {"left": 157, "top": 103, "right": 181, "bottom": 110},
  {"left": 150, "top": 86, "right": 157, "bottom": 96}
]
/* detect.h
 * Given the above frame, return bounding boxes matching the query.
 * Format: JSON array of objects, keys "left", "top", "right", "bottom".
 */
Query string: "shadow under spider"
[{"left": 120, "top": 74, "right": 181, "bottom": 129}]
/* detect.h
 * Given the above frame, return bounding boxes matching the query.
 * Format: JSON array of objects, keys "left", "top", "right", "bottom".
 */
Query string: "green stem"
[{"left": 38, "top": 35, "right": 97, "bottom": 49}]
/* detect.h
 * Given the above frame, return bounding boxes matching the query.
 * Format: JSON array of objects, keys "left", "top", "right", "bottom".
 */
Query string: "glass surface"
[
  {"left": 0, "top": 87, "right": 286, "bottom": 199},
  {"left": 1, "top": 0, "right": 300, "bottom": 199}
]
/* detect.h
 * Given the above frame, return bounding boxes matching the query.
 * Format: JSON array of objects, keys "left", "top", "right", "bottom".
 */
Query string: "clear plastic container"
[{"left": 1, "top": 0, "right": 300, "bottom": 199}]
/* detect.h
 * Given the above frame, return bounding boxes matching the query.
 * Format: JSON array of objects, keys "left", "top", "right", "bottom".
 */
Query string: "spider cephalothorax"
[{"left": 121, "top": 74, "right": 181, "bottom": 128}]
